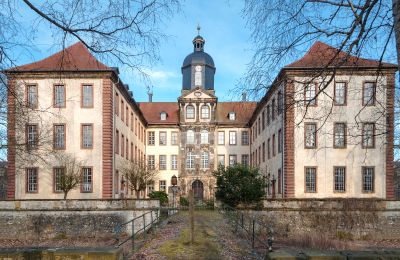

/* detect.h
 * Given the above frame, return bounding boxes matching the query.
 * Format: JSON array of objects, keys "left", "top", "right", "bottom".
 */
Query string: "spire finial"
[{"left": 197, "top": 24, "right": 201, "bottom": 35}]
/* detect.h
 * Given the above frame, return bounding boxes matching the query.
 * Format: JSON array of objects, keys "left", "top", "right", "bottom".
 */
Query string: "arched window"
[
  {"left": 201, "top": 105, "right": 210, "bottom": 119},
  {"left": 186, "top": 105, "right": 195, "bottom": 119},
  {"left": 200, "top": 130, "right": 209, "bottom": 144},
  {"left": 186, "top": 152, "right": 195, "bottom": 169},
  {"left": 160, "top": 111, "right": 167, "bottom": 121},
  {"left": 187, "top": 130, "right": 195, "bottom": 144},
  {"left": 201, "top": 151, "right": 209, "bottom": 169}
]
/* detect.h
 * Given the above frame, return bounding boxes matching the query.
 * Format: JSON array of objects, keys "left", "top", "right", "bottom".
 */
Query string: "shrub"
[
  {"left": 213, "top": 164, "right": 265, "bottom": 207},
  {"left": 179, "top": 196, "right": 189, "bottom": 206},
  {"left": 149, "top": 191, "right": 169, "bottom": 206},
  {"left": 203, "top": 199, "right": 214, "bottom": 209}
]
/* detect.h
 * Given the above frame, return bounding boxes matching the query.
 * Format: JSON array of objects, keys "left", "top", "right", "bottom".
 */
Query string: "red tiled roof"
[
  {"left": 138, "top": 102, "right": 179, "bottom": 125},
  {"left": 285, "top": 41, "right": 397, "bottom": 69},
  {"left": 138, "top": 101, "right": 257, "bottom": 125},
  {"left": 8, "top": 42, "right": 111, "bottom": 72},
  {"left": 216, "top": 102, "right": 257, "bottom": 125}
]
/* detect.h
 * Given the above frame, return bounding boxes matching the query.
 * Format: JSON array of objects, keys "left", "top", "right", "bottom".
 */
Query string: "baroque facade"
[{"left": 5, "top": 33, "right": 397, "bottom": 200}]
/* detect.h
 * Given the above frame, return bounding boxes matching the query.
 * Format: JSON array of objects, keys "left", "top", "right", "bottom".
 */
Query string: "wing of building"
[{"left": 4, "top": 34, "right": 397, "bottom": 200}]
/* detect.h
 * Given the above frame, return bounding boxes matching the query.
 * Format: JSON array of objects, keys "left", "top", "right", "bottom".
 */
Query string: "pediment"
[{"left": 179, "top": 88, "right": 216, "bottom": 101}]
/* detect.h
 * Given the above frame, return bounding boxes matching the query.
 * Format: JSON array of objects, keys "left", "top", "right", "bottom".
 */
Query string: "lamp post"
[{"left": 171, "top": 175, "right": 178, "bottom": 209}]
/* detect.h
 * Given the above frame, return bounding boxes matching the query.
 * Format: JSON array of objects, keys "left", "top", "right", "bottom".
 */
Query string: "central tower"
[{"left": 181, "top": 27, "right": 216, "bottom": 94}]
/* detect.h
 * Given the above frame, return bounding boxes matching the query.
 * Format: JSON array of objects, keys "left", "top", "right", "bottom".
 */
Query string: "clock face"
[
  {"left": 194, "top": 92, "right": 202, "bottom": 97},
  {"left": 195, "top": 65, "right": 202, "bottom": 72}
]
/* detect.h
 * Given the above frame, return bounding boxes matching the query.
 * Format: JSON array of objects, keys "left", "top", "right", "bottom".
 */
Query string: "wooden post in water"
[{"left": 189, "top": 189, "right": 194, "bottom": 244}]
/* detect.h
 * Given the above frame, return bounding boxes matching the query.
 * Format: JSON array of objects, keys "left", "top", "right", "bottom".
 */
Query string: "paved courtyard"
[{"left": 132, "top": 210, "right": 264, "bottom": 260}]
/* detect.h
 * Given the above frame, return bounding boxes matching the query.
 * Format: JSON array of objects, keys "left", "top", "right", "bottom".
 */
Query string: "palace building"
[{"left": 5, "top": 32, "right": 397, "bottom": 200}]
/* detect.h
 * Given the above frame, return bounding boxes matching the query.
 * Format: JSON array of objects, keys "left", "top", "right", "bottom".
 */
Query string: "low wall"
[
  {"left": 0, "top": 199, "right": 160, "bottom": 240},
  {"left": 252, "top": 199, "right": 400, "bottom": 240}
]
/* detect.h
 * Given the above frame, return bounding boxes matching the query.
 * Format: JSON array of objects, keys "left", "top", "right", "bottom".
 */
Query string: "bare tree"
[
  {"left": 121, "top": 159, "right": 158, "bottom": 199},
  {"left": 242, "top": 0, "right": 398, "bottom": 95},
  {"left": 53, "top": 153, "right": 84, "bottom": 200}
]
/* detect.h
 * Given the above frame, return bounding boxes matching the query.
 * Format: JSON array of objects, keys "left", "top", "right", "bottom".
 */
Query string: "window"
[
  {"left": 304, "top": 123, "right": 317, "bottom": 148},
  {"left": 148, "top": 131, "right": 155, "bottom": 145},
  {"left": 258, "top": 118, "right": 261, "bottom": 135},
  {"left": 159, "top": 155, "right": 166, "bottom": 170},
  {"left": 115, "top": 93, "right": 119, "bottom": 115},
  {"left": 121, "top": 134, "right": 124, "bottom": 157},
  {"left": 130, "top": 142, "right": 134, "bottom": 161},
  {"left": 147, "top": 181, "right": 155, "bottom": 196},
  {"left": 201, "top": 105, "right": 210, "bottom": 119},
  {"left": 272, "top": 134, "right": 276, "bottom": 156},
  {"left": 26, "top": 124, "right": 38, "bottom": 150},
  {"left": 171, "top": 132, "right": 178, "bottom": 145},
  {"left": 278, "top": 129, "right": 282, "bottom": 153},
  {"left": 54, "top": 84, "right": 65, "bottom": 107},
  {"left": 229, "top": 131, "right": 237, "bottom": 145},
  {"left": 242, "top": 154, "right": 249, "bottom": 167},
  {"left": 334, "top": 82, "right": 346, "bottom": 105},
  {"left": 201, "top": 151, "right": 209, "bottom": 169},
  {"left": 126, "top": 106, "right": 129, "bottom": 127},
  {"left": 363, "top": 82, "right": 376, "bottom": 106},
  {"left": 362, "top": 123, "right": 375, "bottom": 148},
  {"left": 278, "top": 169, "right": 282, "bottom": 194},
  {"left": 228, "top": 112, "right": 236, "bottom": 120},
  {"left": 362, "top": 167, "right": 374, "bottom": 192},
  {"left": 218, "top": 131, "right": 225, "bottom": 145},
  {"left": 334, "top": 123, "right": 346, "bottom": 148},
  {"left": 114, "top": 170, "right": 119, "bottom": 194},
  {"left": 305, "top": 167, "right": 317, "bottom": 193},
  {"left": 148, "top": 155, "right": 155, "bottom": 170},
  {"left": 262, "top": 111, "right": 265, "bottom": 130},
  {"left": 271, "top": 99, "right": 276, "bottom": 120},
  {"left": 26, "top": 84, "right": 38, "bottom": 108},
  {"left": 278, "top": 91, "right": 283, "bottom": 114},
  {"left": 53, "top": 167, "right": 64, "bottom": 193},
  {"left": 82, "top": 84, "right": 93, "bottom": 108},
  {"left": 131, "top": 113, "right": 134, "bottom": 132},
  {"left": 159, "top": 180, "right": 166, "bottom": 192},
  {"left": 115, "top": 130, "right": 119, "bottom": 154},
  {"left": 126, "top": 138, "right": 129, "bottom": 160},
  {"left": 171, "top": 155, "right": 178, "bottom": 170},
  {"left": 267, "top": 138, "right": 271, "bottom": 159},
  {"left": 81, "top": 124, "right": 93, "bottom": 149},
  {"left": 121, "top": 100, "right": 124, "bottom": 122},
  {"left": 186, "top": 152, "right": 195, "bottom": 169},
  {"left": 229, "top": 155, "right": 237, "bottom": 166},
  {"left": 53, "top": 124, "right": 65, "bottom": 150},
  {"left": 258, "top": 146, "right": 261, "bottom": 165},
  {"left": 218, "top": 155, "right": 225, "bottom": 166},
  {"left": 304, "top": 83, "right": 317, "bottom": 106},
  {"left": 159, "top": 131, "right": 167, "bottom": 145},
  {"left": 241, "top": 131, "right": 249, "bottom": 145},
  {"left": 262, "top": 142, "right": 265, "bottom": 162},
  {"left": 186, "top": 105, "right": 195, "bottom": 119},
  {"left": 267, "top": 105, "right": 270, "bottom": 125},
  {"left": 334, "top": 167, "right": 346, "bottom": 192},
  {"left": 187, "top": 130, "right": 195, "bottom": 144},
  {"left": 81, "top": 167, "right": 93, "bottom": 192},
  {"left": 26, "top": 168, "right": 38, "bottom": 193},
  {"left": 160, "top": 112, "right": 167, "bottom": 121},
  {"left": 200, "top": 130, "right": 209, "bottom": 144}
]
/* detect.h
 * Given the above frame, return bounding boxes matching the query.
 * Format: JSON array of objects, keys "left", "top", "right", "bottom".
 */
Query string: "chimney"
[
  {"left": 148, "top": 91, "right": 153, "bottom": 102},
  {"left": 241, "top": 92, "right": 247, "bottom": 102},
  {"left": 128, "top": 90, "right": 133, "bottom": 97}
]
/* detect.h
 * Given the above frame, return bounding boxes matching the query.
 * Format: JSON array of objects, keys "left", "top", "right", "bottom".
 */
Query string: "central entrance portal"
[{"left": 192, "top": 180, "right": 204, "bottom": 200}]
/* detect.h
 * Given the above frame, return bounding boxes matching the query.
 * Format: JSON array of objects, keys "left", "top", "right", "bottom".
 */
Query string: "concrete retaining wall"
[{"left": 0, "top": 199, "right": 160, "bottom": 240}]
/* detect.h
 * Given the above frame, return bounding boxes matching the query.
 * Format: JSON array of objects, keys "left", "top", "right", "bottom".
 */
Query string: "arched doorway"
[{"left": 192, "top": 180, "right": 204, "bottom": 200}]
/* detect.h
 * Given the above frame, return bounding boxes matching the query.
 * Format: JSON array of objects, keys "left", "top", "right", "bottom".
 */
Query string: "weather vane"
[{"left": 197, "top": 24, "right": 201, "bottom": 35}]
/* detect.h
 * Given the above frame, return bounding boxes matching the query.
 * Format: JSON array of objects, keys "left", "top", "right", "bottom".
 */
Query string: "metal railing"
[
  {"left": 114, "top": 209, "right": 159, "bottom": 250},
  {"left": 219, "top": 204, "right": 274, "bottom": 252}
]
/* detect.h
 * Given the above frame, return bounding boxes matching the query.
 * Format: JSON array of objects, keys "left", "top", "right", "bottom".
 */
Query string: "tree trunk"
[
  {"left": 63, "top": 191, "right": 68, "bottom": 200},
  {"left": 393, "top": 0, "right": 400, "bottom": 71},
  {"left": 136, "top": 190, "right": 140, "bottom": 199}
]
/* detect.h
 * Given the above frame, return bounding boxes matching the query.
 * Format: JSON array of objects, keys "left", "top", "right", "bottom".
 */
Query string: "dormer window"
[
  {"left": 228, "top": 112, "right": 236, "bottom": 120},
  {"left": 160, "top": 111, "right": 167, "bottom": 121},
  {"left": 186, "top": 105, "right": 195, "bottom": 119}
]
